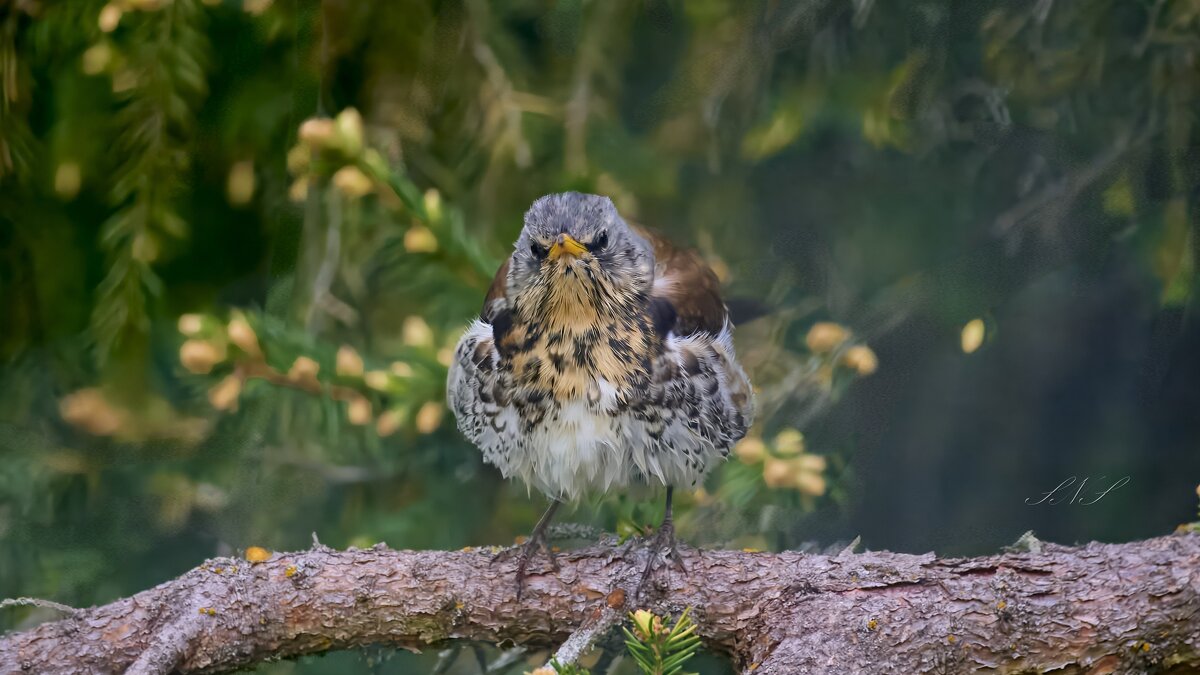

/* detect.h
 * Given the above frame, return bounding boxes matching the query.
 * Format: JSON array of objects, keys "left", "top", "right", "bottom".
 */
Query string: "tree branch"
[{"left": 2, "top": 533, "right": 1198, "bottom": 674}]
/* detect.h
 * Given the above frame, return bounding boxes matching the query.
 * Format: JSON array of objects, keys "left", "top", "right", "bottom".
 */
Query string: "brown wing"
[
  {"left": 481, "top": 257, "right": 510, "bottom": 322},
  {"left": 479, "top": 257, "right": 516, "bottom": 353},
  {"left": 631, "top": 223, "right": 727, "bottom": 337}
]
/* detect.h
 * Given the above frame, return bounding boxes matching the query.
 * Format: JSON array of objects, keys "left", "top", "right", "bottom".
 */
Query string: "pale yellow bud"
[
  {"left": 59, "top": 388, "right": 124, "bottom": 436},
  {"left": 436, "top": 347, "right": 454, "bottom": 367},
  {"left": 376, "top": 409, "right": 404, "bottom": 437},
  {"left": 403, "top": 225, "right": 438, "bottom": 253},
  {"left": 794, "top": 471, "right": 827, "bottom": 496},
  {"left": 243, "top": 0, "right": 273, "bottom": 15},
  {"left": 364, "top": 370, "right": 391, "bottom": 391},
  {"left": 773, "top": 428, "right": 805, "bottom": 457},
  {"left": 227, "top": 315, "right": 262, "bottom": 358},
  {"left": 762, "top": 457, "right": 795, "bottom": 489},
  {"left": 630, "top": 609, "right": 656, "bottom": 641},
  {"left": 332, "top": 166, "right": 373, "bottom": 199},
  {"left": 336, "top": 345, "right": 364, "bottom": 377},
  {"left": 288, "top": 356, "right": 320, "bottom": 383},
  {"left": 286, "top": 144, "right": 310, "bottom": 175},
  {"left": 961, "top": 318, "right": 985, "bottom": 354},
  {"left": 842, "top": 345, "right": 878, "bottom": 376},
  {"left": 288, "top": 178, "right": 308, "bottom": 203},
  {"left": 226, "top": 160, "right": 256, "bottom": 206},
  {"left": 734, "top": 436, "right": 765, "bottom": 464},
  {"left": 389, "top": 361, "right": 414, "bottom": 377},
  {"left": 131, "top": 231, "right": 160, "bottom": 262},
  {"left": 54, "top": 162, "right": 82, "bottom": 200},
  {"left": 98, "top": 4, "right": 122, "bottom": 32},
  {"left": 423, "top": 188, "right": 442, "bottom": 222},
  {"left": 346, "top": 395, "right": 372, "bottom": 425},
  {"left": 402, "top": 316, "right": 434, "bottom": 348},
  {"left": 298, "top": 118, "right": 336, "bottom": 148},
  {"left": 180, "top": 339, "right": 225, "bottom": 374},
  {"left": 415, "top": 401, "right": 443, "bottom": 434},
  {"left": 334, "top": 107, "right": 364, "bottom": 156},
  {"left": 806, "top": 322, "right": 849, "bottom": 354},
  {"left": 208, "top": 375, "right": 243, "bottom": 411},
  {"left": 177, "top": 313, "right": 204, "bottom": 336},
  {"left": 81, "top": 43, "right": 112, "bottom": 75},
  {"left": 797, "top": 453, "right": 827, "bottom": 473}
]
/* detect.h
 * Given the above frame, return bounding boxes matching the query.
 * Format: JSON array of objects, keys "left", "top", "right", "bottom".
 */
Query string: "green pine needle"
[{"left": 623, "top": 608, "right": 701, "bottom": 675}]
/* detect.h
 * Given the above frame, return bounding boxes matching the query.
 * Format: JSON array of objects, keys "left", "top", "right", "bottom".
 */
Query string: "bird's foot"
[
  {"left": 493, "top": 532, "right": 559, "bottom": 600},
  {"left": 636, "top": 519, "right": 688, "bottom": 597}
]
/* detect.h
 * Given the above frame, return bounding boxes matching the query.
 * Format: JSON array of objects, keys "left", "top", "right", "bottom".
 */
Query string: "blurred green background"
[{"left": 2, "top": 0, "right": 1200, "bottom": 672}]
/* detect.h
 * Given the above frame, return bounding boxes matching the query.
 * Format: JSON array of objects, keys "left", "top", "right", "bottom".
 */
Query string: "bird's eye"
[
  {"left": 587, "top": 231, "right": 609, "bottom": 252},
  {"left": 530, "top": 242, "right": 548, "bottom": 259}
]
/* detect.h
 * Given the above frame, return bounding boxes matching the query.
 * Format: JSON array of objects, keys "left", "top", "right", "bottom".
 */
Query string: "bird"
[{"left": 447, "top": 192, "right": 753, "bottom": 595}]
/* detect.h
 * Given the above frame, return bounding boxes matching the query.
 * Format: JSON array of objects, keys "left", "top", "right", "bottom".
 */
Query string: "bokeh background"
[{"left": 2, "top": 0, "right": 1200, "bottom": 672}]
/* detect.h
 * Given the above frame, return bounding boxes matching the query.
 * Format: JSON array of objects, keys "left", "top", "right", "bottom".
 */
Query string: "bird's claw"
[
  {"left": 494, "top": 533, "right": 559, "bottom": 600},
  {"left": 636, "top": 520, "right": 687, "bottom": 597}
]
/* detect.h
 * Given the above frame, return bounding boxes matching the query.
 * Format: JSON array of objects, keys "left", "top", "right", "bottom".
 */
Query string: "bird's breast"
[{"left": 501, "top": 311, "right": 656, "bottom": 404}]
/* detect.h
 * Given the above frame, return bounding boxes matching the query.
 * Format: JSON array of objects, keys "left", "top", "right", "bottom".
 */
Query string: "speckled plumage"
[{"left": 448, "top": 193, "right": 753, "bottom": 501}]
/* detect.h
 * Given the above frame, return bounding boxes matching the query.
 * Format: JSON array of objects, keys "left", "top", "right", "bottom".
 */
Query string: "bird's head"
[{"left": 508, "top": 192, "right": 654, "bottom": 318}]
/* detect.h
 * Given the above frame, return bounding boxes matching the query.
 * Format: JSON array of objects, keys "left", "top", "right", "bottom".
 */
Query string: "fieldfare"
[{"left": 448, "top": 192, "right": 754, "bottom": 595}]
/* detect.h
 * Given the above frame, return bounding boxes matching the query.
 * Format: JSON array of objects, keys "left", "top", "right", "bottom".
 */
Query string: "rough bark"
[{"left": 2, "top": 533, "right": 1198, "bottom": 674}]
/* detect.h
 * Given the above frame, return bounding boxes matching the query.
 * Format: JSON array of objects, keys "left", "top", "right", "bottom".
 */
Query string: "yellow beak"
[{"left": 548, "top": 233, "right": 588, "bottom": 261}]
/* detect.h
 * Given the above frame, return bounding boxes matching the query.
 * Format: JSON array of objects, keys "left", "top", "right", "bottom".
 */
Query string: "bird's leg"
[
  {"left": 494, "top": 499, "right": 562, "bottom": 600},
  {"left": 637, "top": 486, "right": 688, "bottom": 595}
]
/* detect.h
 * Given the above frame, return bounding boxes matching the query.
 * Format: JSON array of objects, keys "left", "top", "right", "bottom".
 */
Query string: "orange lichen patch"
[
  {"left": 867, "top": 619, "right": 878, "bottom": 631},
  {"left": 947, "top": 635, "right": 957, "bottom": 644},
  {"left": 607, "top": 588, "right": 626, "bottom": 609},
  {"left": 284, "top": 565, "right": 298, "bottom": 578},
  {"left": 244, "top": 546, "right": 271, "bottom": 563}
]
